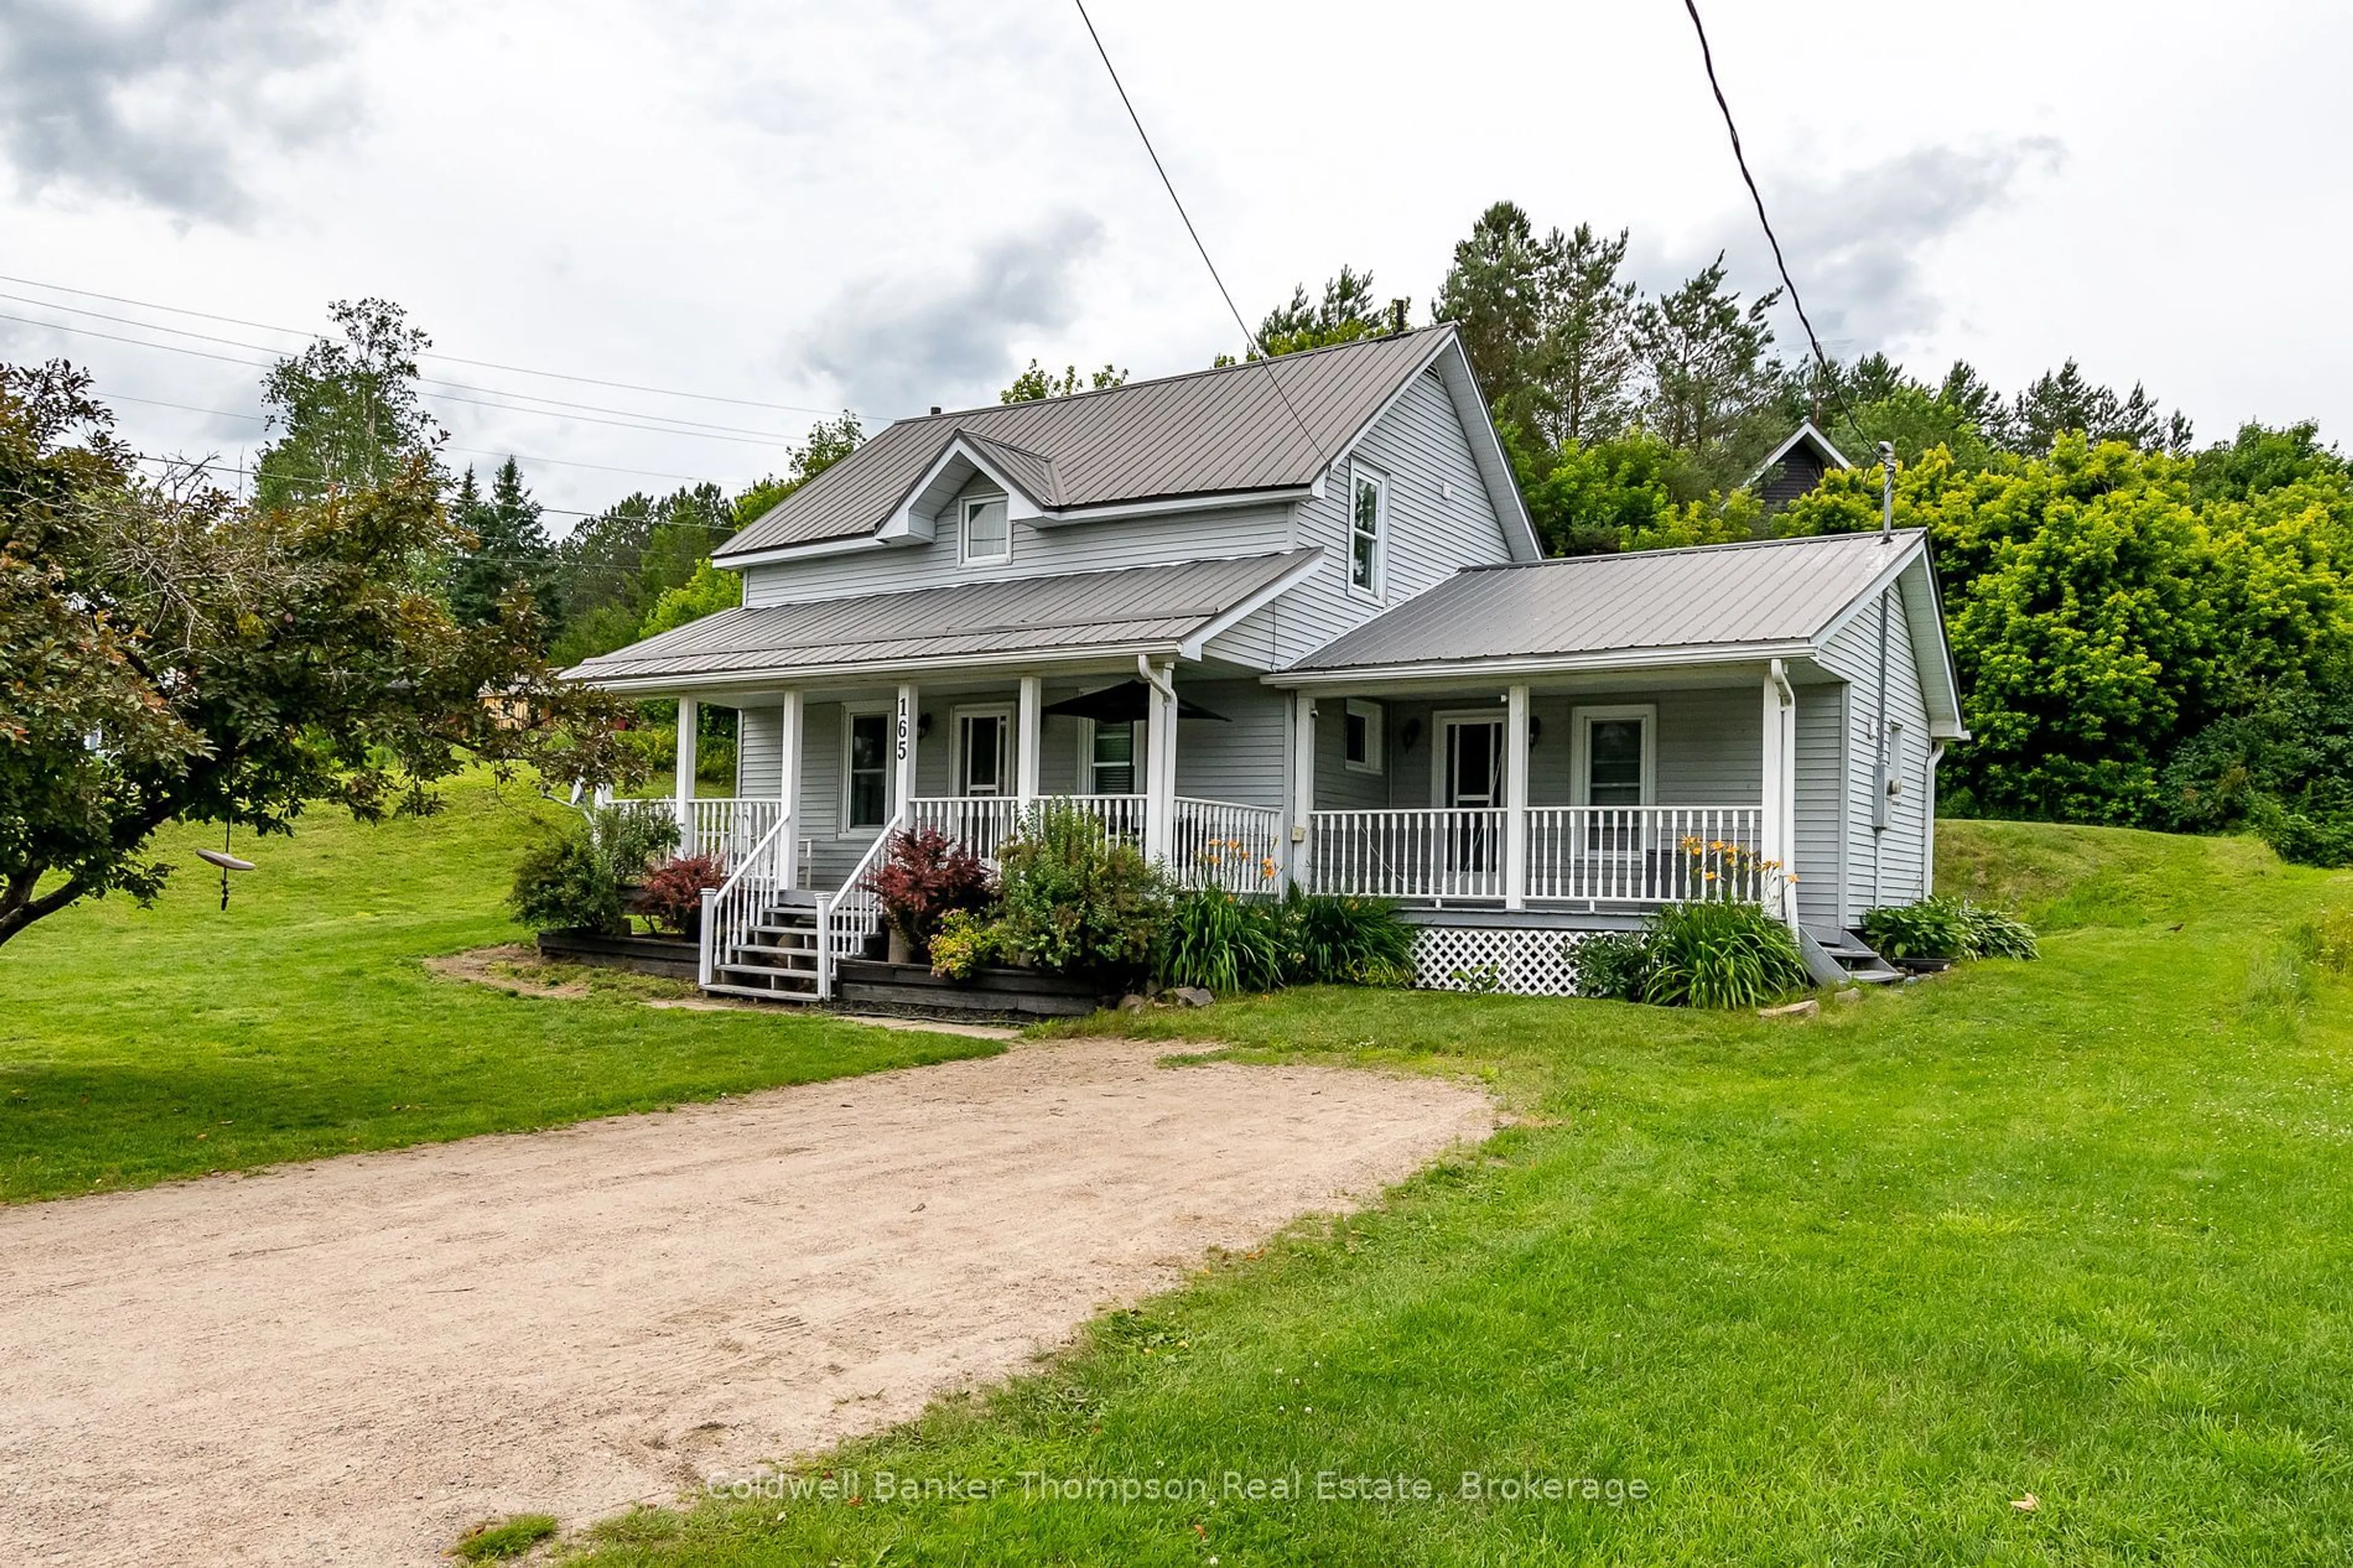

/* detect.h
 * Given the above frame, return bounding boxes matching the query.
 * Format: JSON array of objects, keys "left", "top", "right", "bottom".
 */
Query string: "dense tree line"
[{"left": 1236, "top": 199, "right": 2349, "bottom": 861}]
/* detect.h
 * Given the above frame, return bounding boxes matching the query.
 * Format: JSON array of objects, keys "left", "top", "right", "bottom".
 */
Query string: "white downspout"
[{"left": 1923, "top": 740, "right": 1946, "bottom": 896}]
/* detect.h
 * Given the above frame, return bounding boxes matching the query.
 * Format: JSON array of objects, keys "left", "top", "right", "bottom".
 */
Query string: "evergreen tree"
[
  {"left": 1630, "top": 256, "right": 1782, "bottom": 480},
  {"left": 1431, "top": 201, "right": 1548, "bottom": 417},
  {"left": 1532, "top": 224, "right": 1639, "bottom": 446},
  {"left": 1256, "top": 265, "right": 1387, "bottom": 355},
  {"left": 445, "top": 457, "right": 559, "bottom": 642}
]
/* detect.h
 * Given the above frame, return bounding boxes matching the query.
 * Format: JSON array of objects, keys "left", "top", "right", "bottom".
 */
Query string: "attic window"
[{"left": 961, "top": 495, "right": 1009, "bottom": 564}]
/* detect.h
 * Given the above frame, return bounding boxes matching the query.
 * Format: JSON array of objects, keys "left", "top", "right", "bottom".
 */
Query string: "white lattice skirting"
[{"left": 1412, "top": 925, "right": 1590, "bottom": 997}]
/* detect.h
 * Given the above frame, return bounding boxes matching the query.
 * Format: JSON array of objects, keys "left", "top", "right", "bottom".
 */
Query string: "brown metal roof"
[
  {"left": 564, "top": 549, "right": 1319, "bottom": 685},
  {"left": 1283, "top": 531, "right": 1926, "bottom": 672},
  {"left": 715, "top": 328, "right": 1454, "bottom": 559}
]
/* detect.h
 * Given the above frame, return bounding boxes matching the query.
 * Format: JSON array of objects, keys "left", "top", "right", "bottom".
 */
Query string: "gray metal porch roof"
[
  {"left": 563, "top": 549, "right": 1319, "bottom": 687},
  {"left": 1281, "top": 531, "right": 1928, "bottom": 672}
]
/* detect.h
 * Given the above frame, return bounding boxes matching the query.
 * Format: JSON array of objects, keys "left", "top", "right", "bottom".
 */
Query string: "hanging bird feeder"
[{"left": 195, "top": 823, "right": 256, "bottom": 910}]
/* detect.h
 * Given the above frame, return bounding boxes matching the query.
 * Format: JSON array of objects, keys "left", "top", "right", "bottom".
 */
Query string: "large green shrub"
[
  {"left": 1640, "top": 902, "right": 1809, "bottom": 1010},
  {"left": 1156, "top": 890, "right": 1284, "bottom": 992},
  {"left": 507, "top": 805, "right": 678, "bottom": 935},
  {"left": 1153, "top": 889, "right": 1414, "bottom": 993},
  {"left": 1865, "top": 895, "right": 2040, "bottom": 963},
  {"left": 995, "top": 803, "right": 1170, "bottom": 977}
]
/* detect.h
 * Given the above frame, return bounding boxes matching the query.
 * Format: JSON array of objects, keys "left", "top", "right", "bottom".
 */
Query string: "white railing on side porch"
[
  {"left": 1169, "top": 798, "right": 1286, "bottom": 895},
  {"left": 699, "top": 814, "right": 794, "bottom": 988},
  {"left": 1308, "top": 805, "right": 1768, "bottom": 905},
  {"left": 1525, "top": 806, "right": 1766, "bottom": 904},
  {"left": 1308, "top": 808, "right": 1509, "bottom": 901},
  {"left": 815, "top": 805, "right": 905, "bottom": 999}
]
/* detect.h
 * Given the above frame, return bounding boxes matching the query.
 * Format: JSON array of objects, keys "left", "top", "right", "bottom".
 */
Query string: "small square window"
[
  {"left": 962, "top": 496, "right": 1009, "bottom": 564},
  {"left": 1344, "top": 699, "right": 1383, "bottom": 774}
]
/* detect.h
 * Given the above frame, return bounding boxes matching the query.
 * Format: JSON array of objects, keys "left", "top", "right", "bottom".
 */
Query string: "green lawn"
[
  {"left": 566, "top": 823, "right": 2353, "bottom": 1566},
  {"left": 0, "top": 776, "right": 998, "bottom": 1203}
]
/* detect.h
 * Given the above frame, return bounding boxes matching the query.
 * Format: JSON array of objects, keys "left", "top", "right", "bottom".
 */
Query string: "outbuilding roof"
[
  {"left": 715, "top": 326, "right": 1529, "bottom": 561},
  {"left": 1282, "top": 531, "right": 1930, "bottom": 672},
  {"left": 563, "top": 549, "right": 1321, "bottom": 690}
]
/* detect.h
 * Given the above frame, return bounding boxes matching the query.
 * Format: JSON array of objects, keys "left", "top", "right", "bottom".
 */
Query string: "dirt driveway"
[{"left": 0, "top": 1037, "right": 1494, "bottom": 1566}]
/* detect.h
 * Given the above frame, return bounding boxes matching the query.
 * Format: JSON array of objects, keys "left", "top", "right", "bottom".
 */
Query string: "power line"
[
  {"left": 0, "top": 269, "right": 855, "bottom": 418},
  {"left": 1069, "top": 0, "right": 1325, "bottom": 457},
  {"left": 0, "top": 303, "right": 809, "bottom": 449},
  {"left": 1677, "top": 0, "right": 1861, "bottom": 433}
]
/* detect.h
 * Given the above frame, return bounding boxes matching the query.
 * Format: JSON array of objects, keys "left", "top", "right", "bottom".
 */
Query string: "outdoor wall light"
[
  {"left": 917, "top": 712, "right": 933, "bottom": 738},
  {"left": 1398, "top": 718, "right": 1423, "bottom": 752}
]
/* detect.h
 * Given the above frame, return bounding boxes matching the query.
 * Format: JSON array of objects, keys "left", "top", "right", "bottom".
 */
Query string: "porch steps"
[
  {"left": 707, "top": 900, "right": 825, "bottom": 1002},
  {"left": 1798, "top": 925, "right": 1903, "bottom": 988}
]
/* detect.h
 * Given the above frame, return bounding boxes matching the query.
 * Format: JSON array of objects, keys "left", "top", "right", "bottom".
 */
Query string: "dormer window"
[{"left": 961, "top": 495, "right": 1010, "bottom": 564}]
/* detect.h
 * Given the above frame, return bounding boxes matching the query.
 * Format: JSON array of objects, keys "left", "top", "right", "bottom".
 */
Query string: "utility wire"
[
  {"left": 0, "top": 304, "right": 810, "bottom": 448},
  {"left": 0, "top": 269, "right": 852, "bottom": 418},
  {"left": 1069, "top": 0, "right": 1326, "bottom": 458},
  {"left": 1677, "top": 0, "right": 1862, "bottom": 436}
]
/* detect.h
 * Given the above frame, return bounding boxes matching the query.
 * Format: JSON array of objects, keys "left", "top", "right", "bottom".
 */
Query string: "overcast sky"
[{"left": 1, "top": 0, "right": 2345, "bottom": 521}]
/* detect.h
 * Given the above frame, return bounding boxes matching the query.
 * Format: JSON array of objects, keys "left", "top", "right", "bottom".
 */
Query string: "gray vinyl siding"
[
  {"left": 1173, "top": 680, "right": 1287, "bottom": 809},
  {"left": 739, "top": 482, "right": 1298, "bottom": 612},
  {"left": 1208, "top": 368, "right": 1514, "bottom": 670},
  {"left": 1792, "top": 684, "right": 1846, "bottom": 926},
  {"left": 1817, "top": 586, "right": 1933, "bottom": 912},
  {"left": 736, "top": 705, "right": 781, "bottom": 798}
]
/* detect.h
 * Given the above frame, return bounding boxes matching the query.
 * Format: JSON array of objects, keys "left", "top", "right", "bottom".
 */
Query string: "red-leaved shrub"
[
  {"left": 634, "top": 852, "right": 726, "bottom": 936},
  {"left": 860, "top": 827, "right": 994, "bottom": 958}
]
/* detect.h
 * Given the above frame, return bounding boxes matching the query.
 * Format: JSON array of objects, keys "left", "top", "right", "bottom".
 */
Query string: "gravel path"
[{"left": 0, "top": 1037, "right": 1494, "bottom": 1566}]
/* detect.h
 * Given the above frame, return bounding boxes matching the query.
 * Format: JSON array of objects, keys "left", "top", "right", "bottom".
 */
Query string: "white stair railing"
[
  {"left": 698, "top": 814, "right": 794, "bottom": 988},
  {"left": 816, "top": 807, "right": 906, "bottom": 999}
]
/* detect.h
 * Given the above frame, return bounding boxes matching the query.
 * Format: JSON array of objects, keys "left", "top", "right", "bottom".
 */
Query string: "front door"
[
  {"left": 957, "top": 708, "right": 1010, "bottom": 797},
  {"left": 1441, "top": 716, "right": 1504, "bottom": 879}
]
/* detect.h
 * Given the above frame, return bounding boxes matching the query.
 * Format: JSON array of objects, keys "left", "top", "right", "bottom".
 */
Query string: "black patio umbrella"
[{"left": 1041, "top": 680, "right": 1228, "bottom": 724}]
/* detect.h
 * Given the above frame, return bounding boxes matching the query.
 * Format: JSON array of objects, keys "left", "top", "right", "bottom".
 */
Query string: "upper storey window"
[
  {"left": 962, "top": 495, "right": 1010, "bottom": 564},
  {"left": 1349, "top": 465, "right": 1385, "bottom": 599}
]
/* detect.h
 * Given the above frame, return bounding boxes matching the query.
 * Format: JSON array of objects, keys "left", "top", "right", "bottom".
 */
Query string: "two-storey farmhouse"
[{"left": 567, "top": 325, "right": 1965, "bottom": 998}]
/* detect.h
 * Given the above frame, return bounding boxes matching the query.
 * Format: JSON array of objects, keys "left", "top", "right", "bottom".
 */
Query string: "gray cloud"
[
  {"left": 0, "top": 0, "right": 366, "bottom": 222},
  {"left": 1661, "top": 138, "right": 2063, "bottom": 357},
  {"left": 794, "top": 211, "right": 1107, "bottom": 415}
]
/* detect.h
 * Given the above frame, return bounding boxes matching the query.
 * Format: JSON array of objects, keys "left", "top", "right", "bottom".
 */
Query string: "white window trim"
[
  {"left": 1431, "top": 708, "right": 1507, "bottom": 808},
  {"left": 1077, "top": 716, "right": 1142, "bottom": 797},
  {"left": 952, "top": 703, "right": 1015, "bottom": 797},
  {"left": 960, "top": 493, "right": 1011, "bottom": 566},
  {"left": 1343, "top": 697, "right": 1384, "bottom": 775},
  {"left": 839, "top": 701, "right": 895, "bottom": 836},
  {"left": 1568, "top": 703, "right": 1658, "bottom": 808},
  {"left": 1346, "top": 462, "right": 1387, "bottom": 602}
]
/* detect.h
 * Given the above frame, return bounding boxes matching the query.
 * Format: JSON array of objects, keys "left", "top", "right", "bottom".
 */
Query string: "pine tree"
[{"left": 445, "top": 456, "right": 558, "bottom": 641}]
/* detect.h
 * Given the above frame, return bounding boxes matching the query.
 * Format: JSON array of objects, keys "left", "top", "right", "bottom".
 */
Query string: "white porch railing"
[
  {"left": 1307, "top": 808, "right": 1509, "bottom": 900},
  {"left": 630, "top": 796, "right": 786, "bottom": 867},
  {"left": 1526, "top": 806, "right": 1767, "bottom": 903},
  {"left": 698, "top": 815, "right": 794, "bottom": 988},
  {"left": 1170, "top": 798, "right": 1285, "bottom": 895},
  {"left": 815, "top": 805, "right": 904, "bottom": 999},
  {"left": 1309, "top": 805, "right": 1767, "bottom": 905}
]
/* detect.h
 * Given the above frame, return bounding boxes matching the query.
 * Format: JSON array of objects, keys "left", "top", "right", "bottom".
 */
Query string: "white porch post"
[
  {"left": 1143, "top": 661, "right": 1176, "bottom": 865},
  {"left": 1288, "top": 689, "right": 1316, "bottom": 892},
  {"left": 1761, "top": 663, "right": 1796, "bottom": 921},
  {"left": 777, "top": 691, "right": 803, "bottom": 891},
  {"left": 1016, "top": 675, "right": 1042, "bottom": 805},
  {"left": 1504, "top": 683, "right": 1531, "bottom": 912},
  {"left": 673, "top": 697, "right": 698, "bottom": 854},
  {"left": 894, "top": 682, "right": 919, "bottom": 826}
]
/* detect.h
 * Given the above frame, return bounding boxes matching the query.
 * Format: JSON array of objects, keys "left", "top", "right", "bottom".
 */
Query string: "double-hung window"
[
  {"left": 844, "top": 708, "right": 891, "bottom": 831},
  {"left": 1348, "top": 466, "right": 1385, "bottom": 598},
  {"left": 1083, "top": 719, "right": 1136, "bottom": 794},
  {"left": 961, "top": 495, "right": 1010, "bottom": 564}
]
